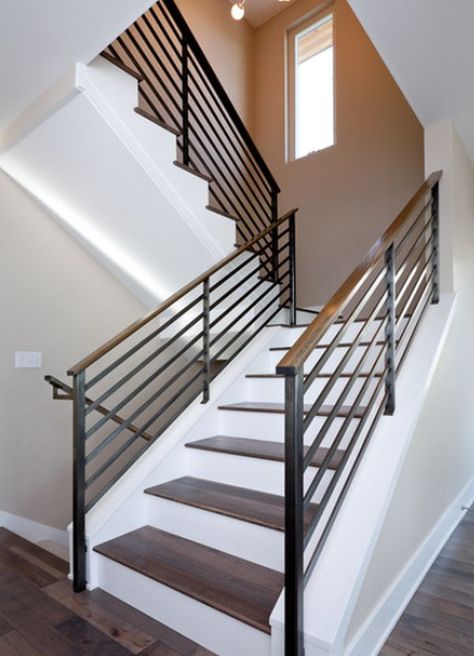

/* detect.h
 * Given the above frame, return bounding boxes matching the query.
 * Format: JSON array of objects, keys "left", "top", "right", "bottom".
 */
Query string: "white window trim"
[{"left": 286, "top": 4, "right": 335, "bottom": 163}]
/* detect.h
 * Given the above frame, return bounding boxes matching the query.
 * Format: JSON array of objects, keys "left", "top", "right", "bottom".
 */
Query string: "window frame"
[{"left": 286, "top": 4, "right": 336, "bottom": 163}]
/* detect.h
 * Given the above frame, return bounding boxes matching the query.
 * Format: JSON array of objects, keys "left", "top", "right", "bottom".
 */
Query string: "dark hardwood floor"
[
  {"left": 380, "top": 513, "right": 474, "bottom": 655},
  {"left": 0, "top": 527, "right": 215, "bottom": 655}
]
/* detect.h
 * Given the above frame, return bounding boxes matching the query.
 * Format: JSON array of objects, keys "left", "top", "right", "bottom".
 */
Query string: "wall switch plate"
[{"left": 15, "top": 351, "right": 42, "bottom": 368}]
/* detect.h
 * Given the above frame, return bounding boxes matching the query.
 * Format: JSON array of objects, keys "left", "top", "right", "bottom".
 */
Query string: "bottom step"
[{"left": 94, "top": 526, "right": 283, "bottom": 634}]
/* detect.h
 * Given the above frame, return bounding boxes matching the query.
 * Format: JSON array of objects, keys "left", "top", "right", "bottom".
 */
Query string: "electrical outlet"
[{"left": 15, "top": 351, "right": 42, "bottom": 369}]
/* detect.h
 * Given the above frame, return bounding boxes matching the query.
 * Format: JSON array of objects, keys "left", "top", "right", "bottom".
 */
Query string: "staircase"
[{"left": 33, "top": 1, "right": 445, "bottom": 655}]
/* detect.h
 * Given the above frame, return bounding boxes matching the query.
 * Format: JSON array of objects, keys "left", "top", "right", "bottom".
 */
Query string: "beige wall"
[
  {"left": 253, "top": 0, "right": 424, "bottom": 306},
  {"left": 175, "top": 0, "right": 255, "bottom": 128},
  {"left": 346, "top": 123, "right": 474, "bottom": 643},
  {"left": 0, "top": 171, "right": 146, "bottom": 530}
]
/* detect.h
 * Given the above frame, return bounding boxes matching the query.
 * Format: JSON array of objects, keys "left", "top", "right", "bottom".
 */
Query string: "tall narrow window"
[{"left": 288, "top": 11, "right": 334, "bottom": 161}]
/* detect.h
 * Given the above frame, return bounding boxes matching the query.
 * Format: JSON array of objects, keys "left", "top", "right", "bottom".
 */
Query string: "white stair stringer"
[
  {"left": 75, "top": 313, "right": 385, "bottom": 656},
  {"left": 0, "top": 58, "right": 239, "bottom": 309}
]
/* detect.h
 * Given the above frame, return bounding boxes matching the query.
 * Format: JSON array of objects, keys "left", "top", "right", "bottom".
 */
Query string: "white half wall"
[{"left": 343, "top": 120, "right": 474, "bottom": 653}]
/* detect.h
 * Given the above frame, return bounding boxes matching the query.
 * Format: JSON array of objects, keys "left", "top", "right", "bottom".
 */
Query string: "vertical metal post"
[
  {"left": 384, "top": 243, "right": 396, "bottom": 416},
  {"left": 202, "top": 278, "right": 210, "bottom": 403},
  {"left": 72, "top": 371, "right": 87, "bottom": 592},
  {"left": 289, "top": 212, "right": 297, "bottom": 326},
  {"left": 271, "top": 190, "right": 279, "bottom": 284},
  {"left": 431, "top": 181, "right": 440, "bottom": 304},
  {"left": 283, "top": 368, "right": 305, "bottom": 656},
  {"left": 182, "top": 39, "right": 190, "bottom": 166}
]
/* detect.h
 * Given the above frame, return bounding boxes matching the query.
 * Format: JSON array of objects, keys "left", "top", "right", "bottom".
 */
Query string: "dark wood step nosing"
[
  {"left": 173, "top": 161, "right": 214, "bottom": 183},
  {"left": 206, "top": 205, "right": 240, "bottom": 222},
  {"left": 94, "top": 526, "right": 282, "bottom": 634},
  {"left": 144, "top": 476, "right": 319, "bottom": 532},
  {"left": 134, "top": 107, "right": 182, "bottom": 137},
  {"left": 101, "top": 51, "right": 144, "bottom": 81},
  {"left": 185, "top": 436, "right": 344, "bottom": 470}
]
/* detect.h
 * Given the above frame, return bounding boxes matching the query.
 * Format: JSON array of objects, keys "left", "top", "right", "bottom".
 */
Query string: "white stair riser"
[
  {"left": 146, "top": 495, "right": 284, "bottom": 571},
  {"left": 269, "top": 319, "right": 386, "bottom": 347},
  {"left": 265, "top": 343, "right": 386, "bottom": 375},
  {"left": 217, "top": 411, "right": 359, "bottom": 450},
  {"left": 185, "top": 448, "right": 334, "bottom": 500},
  {"left": 245, "top": 376, "right": 380, "bottom": 406},
  {"left": 97, "top": 555, "right": 271, "bottom": 656}
]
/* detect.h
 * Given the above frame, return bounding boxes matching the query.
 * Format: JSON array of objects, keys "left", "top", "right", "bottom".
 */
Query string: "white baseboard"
[
  {"left": 0, "top": 510, "right": 68, "bottom": 548},
  {"left": 345, "top": 474, "right": 474, "bottom": 656}
]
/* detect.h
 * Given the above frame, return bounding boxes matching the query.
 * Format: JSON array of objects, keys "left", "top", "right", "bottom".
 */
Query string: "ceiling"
[
  {"left": 0, "top": 0, "right": 154, "bottom": 131},
  {"left": 227, "top": 0, "right": 295, "bottom": 28},
  {"left": 348, "top": 0, "right": 474, "bottom": 164}
]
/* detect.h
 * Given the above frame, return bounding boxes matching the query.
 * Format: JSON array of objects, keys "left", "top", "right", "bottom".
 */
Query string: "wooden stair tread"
[
  {"left": 218, "top": 401, "right": 366, "bottom": 419},
  {"left": 94, "top": 526, "right": 283, "bottom": 634},
  {"left": 145, "top": 476, "right": 319, "bottom": 531},
  {"left": 134, "top": 107, "right": 182, "bottom": 137},
  {"left": 186, "top": 436, "right": 344, "bottom": 470},
  {"left": 206, "top": 205, "right": 240, "bottom": 222},
  {"left": 246, "top": 372, "right": 383, "bottom": 379},
  {"left": 173, "top": 160, "right": 214, "bottom": 183}
]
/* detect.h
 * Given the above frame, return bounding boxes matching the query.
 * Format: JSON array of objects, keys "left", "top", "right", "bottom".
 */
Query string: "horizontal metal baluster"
[
  {"left": 85, "top": 367, "right": 204, "bottom": 489},
  {"left": 394, "top": 242, "right": 432, "bottom": 314},
  {"left": 211, "top": 284, "right": 288, "bottom": 361},
  {"left": 210, "top": 257, "right": 277, "bottom": 312},
  {"left": 303, "top": 350, "right": 387, "bottom": 547},
  {"left": 86, "top": 299, "right": 204, "bottom": 397},
  {"left": 86, "top": 328, "right": 205, "bottom": 439},
  {"left": 209, "top": 252, "right": 259, "bottom": 293},
  {"left": 302, "top": 297, "right": 388, "bottom": 473},
  {"left": 187, "top": 85, "right": 271, "bottom": 222},
  {"left": 140, "top": 14, "right": 182, "bottom": 75},
  {"left": 209, "top": 277, "right": 274, "bottom": 334},
  {"left": 395, "top": 219, "right": 432, "bottom": 278},
  {"left": 395, "top": 258, "right": 432, "bottom": 332},
  {"left": 304, "top": 377, "right": 386, "bottom": 584},
  {"left": 396, "top": 277, "right": 433, "bottom": 374},
  {"left": 116, "top": 35, "right": 181, "bottom": 125},
  {"left": 394, "top": 198, "right": 432, "bottom": 254},
  {"left": 303, "top": 266, "right": 386, "bottom": 396},
  {"left": 186, "top": 50, "right": 272, "bottom": 196},
  {"left": 127, "top": 25, "right": 182, "bottom": 98},
  {"left": 187, "top": 123, "right": 270, "bottom": 239},
  {"left": 87, "top": 354, "right": 205, "bottom": 471}
]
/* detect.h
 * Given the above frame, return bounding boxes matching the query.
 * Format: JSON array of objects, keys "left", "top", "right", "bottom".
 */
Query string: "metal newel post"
[
  {"left": 289, "top": 211, "right": 297, "bottom": 326},
  {"left": 271, "top": 190, "right": 279, "bottom": 284},
  {"left": 182, "top": 39, "right": 190, "bottom": 166},
  {"left": 72, "top": 371, "right": 87, "bottom": 592},
  {"left": 202, "top": 278, "right": 211, "bottom": 403},
  {"left": 384, "top": 243, "right": 396, "bottom": 416},
  {"left": 283, "top": 368, "right": 305, "bottom": 656},
  {"left": 431, "top": 181, "right": 440, "bottom": 304}
]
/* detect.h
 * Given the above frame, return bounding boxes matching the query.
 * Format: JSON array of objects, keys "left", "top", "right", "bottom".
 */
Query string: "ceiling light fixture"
[
  {"left": 231, "top": 1, "right": 246, "bottom": 21},
  {"left": 231, "top": 0, "right": 292, "bottom": 22}
]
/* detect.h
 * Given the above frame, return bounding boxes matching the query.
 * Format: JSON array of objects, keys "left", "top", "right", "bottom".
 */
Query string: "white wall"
[
  {"left": 345, "top": 120, "right": 474, "bottom": 647},
  {"left": 0, "top": 170, "right": 146, "bottom": 531}
]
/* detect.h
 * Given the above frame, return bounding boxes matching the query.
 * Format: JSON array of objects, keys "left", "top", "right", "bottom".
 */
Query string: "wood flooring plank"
[
  {"left": 55, "top": 615, "right": 132, "bottom": 656},
  {"left": 0, "top": 630, "right": 43, "bottom": 656},
  {"left": 45, "top": 579, "right": 155, "bottom": 655},
  {"left": 94, "top": 526, "right": 283, "bottom": 633},
  {"left": 145, "top": 476, "right": 319, "bottom": 532}
]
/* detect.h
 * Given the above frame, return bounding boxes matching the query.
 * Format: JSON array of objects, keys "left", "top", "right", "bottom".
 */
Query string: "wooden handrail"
[
  {"left": 277, "top": 172, "right": 442, "bottom": 374},
  {"left": 68, "top": 209, "right": 297, "bottom": 376}
]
